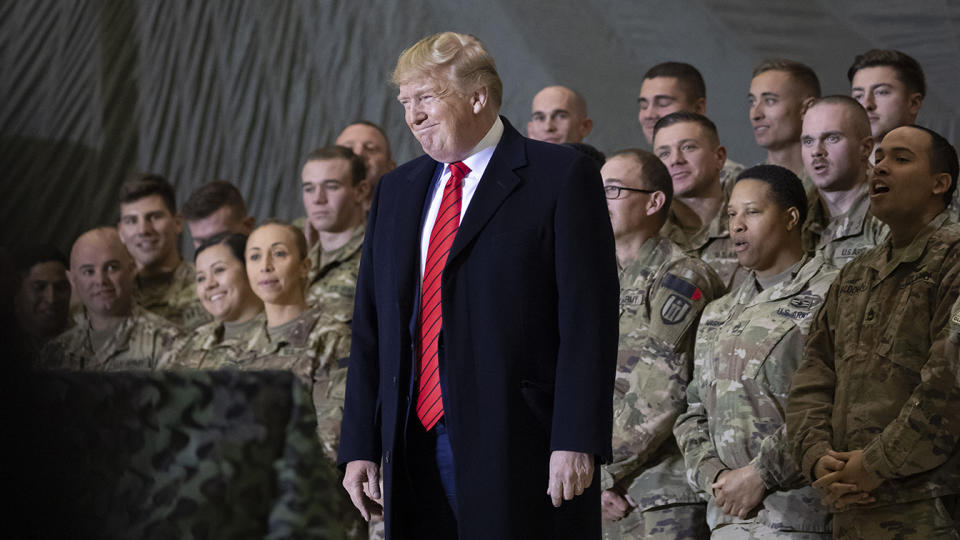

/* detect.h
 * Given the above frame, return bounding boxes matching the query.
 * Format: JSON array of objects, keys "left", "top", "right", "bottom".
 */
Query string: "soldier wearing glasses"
[{"left": 600, "top": 149, "right": 723, "bottom": 539}]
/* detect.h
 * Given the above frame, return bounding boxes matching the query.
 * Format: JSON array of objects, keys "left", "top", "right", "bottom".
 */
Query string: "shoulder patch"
[
  {"left": 662, "top": 273, "right": 702, "bottom": 301},
  {"left": 661, "top": 294, "right": 692, "bottom": 325},
  {"left": 788, "top": 293, "right": 823, "bottom": 311}
]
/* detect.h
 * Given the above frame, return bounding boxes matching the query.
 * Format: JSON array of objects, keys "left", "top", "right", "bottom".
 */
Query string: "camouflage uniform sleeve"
[
  {"left": 786, "top": 280, "right": 840, "bottom": 483},
  {"left": 674, "top": 333, "right": 727, "bottom": 494},
  {"left": 311, "top": 319, "right": 353, "bottom": 461},
  {"left": 751, "top": 329, "right": 806, "bottom": 489},
  {"left": 152, "top": 323, "right": 185, "bottom": 371},
  {"left": 862, "top": 249, "right": 960, "bottom": 480},
  {"left": 604, "top": 264, "right": 722, "bottom": 491}
]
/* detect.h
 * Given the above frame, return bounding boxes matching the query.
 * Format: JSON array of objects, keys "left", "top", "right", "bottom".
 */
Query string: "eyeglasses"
[{"left": 603, "top": 185, "right": 657, "bottom": 200}]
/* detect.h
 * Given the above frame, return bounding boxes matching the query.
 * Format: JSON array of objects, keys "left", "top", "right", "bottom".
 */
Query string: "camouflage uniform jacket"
[
  {"left": 168, "top": 312, "right": 266, "bottom": 369},
  {"left": 603, "top": 235, "right": 724, "bottom": 510},
  {"left": 719, "top": 158, "right": 745, "bottom": 191},
  {"left": 133, "top": 260, "right": 212, "bottom": 330},
  {"left": 661, "top": 179, "right": 747, "bottom": 292},
  {"left": 787, "top": 212, "right": 960, "bottom": 508},
  {"left": 39, "top": 305, "right": 182, "bottom": 370},
  {"left": 801, "top": 186, "right": 888, "bottom": 268},
  {"left": 305, "top": 225, "right": 364, "bottom": 323},
  {"left": 238, "top": 306, "right": 352, "bottom": 461},
  {"left": 674, "top": 254, "right": 837, "bottom": 533}
]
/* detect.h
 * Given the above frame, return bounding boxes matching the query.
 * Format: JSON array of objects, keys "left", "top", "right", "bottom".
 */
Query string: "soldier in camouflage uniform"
[
  {"left": 601, "top": 149, "right": 724, "bottom": 539},
  {"left": 800, "top": 96, "right": 888, "bottom": 268},
  {"left": 748, "top": 59, "right": 821, "bottom": 196},
  {"left": 168, "top": 233, "right": 265, "bottom": 369},
  {"left": 787, "top": 126, "right": 960, "bottom": 539},
  {"left": 675, "top": 165, "right": 837, "bottom": 538},
  {"left": 239, "top": 306, "right": 351, "bottom": 460},
  {"left": 653, "top": 112, "right": 748, "bottom": 291},
  {"left": 305, "top": 224, "right": 364, "bottom": 322},
  {"left": 117, "top": 172, "right": 212, "bottom": 330},
  {"left": 301, "top": 146, "right": 369, "bottom": 323},
  {"left": 40, "top": 227, "right": 182, "bottom": 370}
]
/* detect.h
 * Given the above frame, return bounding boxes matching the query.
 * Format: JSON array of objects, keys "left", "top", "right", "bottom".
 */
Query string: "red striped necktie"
[{"left": 416, "top": 161, "right": 469, "bottom": 430}]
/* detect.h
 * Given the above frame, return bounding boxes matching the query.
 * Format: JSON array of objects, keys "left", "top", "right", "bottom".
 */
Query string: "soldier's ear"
[
  {"left": 646, "top": 191, "right": 667, "bottom": 217},
  {"left": 785, "top": 206, "right": 801, "bottom": 231}
]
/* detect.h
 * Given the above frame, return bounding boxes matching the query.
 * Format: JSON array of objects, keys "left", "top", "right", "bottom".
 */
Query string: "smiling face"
[
  {"left": 851, "top": 66, "right": 923, "bottom": 141},
  {"left": 196, "top": 243, "right": 260, "bottom": 322},
  {"left": 653, "top": 121, "right": 725, "bottom": 199},
  {"left": 15, "top": 260, "right": 71, "bottom": 339},
  {"left": 118, "top": 194, "right": 182, "bottom": 270},
  {"left": 245, "top": 224, "right": 310, "bottom": 306},
  {"left": 801, "top": 103, "right": 873, "bottom": 192},
  {"left": 397, "top": 76, "right": 491, "bottom": 163},
  {"left": 69, "top": 229, "right": 136, "bottom": 320},
  {"left": 728, "top": 179, "right": 800, "bottom": 275},
  {"left": 869, "top": 126, "right": 949, "bottom": 229},
  {"left": 301, "top": 158, "right": 367, "bottom": 234},
  {"left": 749, "top": 70, "right": 807, "bottom": 151}
]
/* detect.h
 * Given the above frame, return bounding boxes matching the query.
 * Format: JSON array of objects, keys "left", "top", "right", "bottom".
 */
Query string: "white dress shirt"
[{"left": 419, "top": 116, "right": 504, "bottom": 277}]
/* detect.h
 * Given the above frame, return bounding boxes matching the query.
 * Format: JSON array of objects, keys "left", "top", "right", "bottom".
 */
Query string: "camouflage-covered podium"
[{"left": 25, "top": 369, "right": 346, "bottom": 539}]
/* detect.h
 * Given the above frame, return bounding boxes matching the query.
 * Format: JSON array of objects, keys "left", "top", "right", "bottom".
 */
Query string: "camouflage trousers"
[
  {"left": 368, "top": 517, "right": 385, "bottom": 540},
  {"left": 603, "top": 503, "right": 709, "bottom": 540},
  {"left": 710, "top": 522, "right": 830, "bottom": 539},
  {"left": 833, "top": 496, "right": 960, "bottom": 540}
]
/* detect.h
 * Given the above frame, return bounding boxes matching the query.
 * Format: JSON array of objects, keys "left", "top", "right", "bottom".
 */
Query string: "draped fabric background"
[{"left": 2, "top": 0, "right": 958, "bottom": 255}]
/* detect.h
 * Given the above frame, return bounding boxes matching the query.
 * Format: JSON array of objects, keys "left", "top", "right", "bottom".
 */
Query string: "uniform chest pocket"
[
  {"left": 713, "top": 315, "right": 796, "bottom": 382},
  {"left": 876, "top": 280, "right": 933, "bottom": 373}
]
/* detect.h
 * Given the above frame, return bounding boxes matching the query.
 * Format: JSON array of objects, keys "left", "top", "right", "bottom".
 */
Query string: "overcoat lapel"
[{"left": 447, "top": 119, "right": 526, "bottom": 263}]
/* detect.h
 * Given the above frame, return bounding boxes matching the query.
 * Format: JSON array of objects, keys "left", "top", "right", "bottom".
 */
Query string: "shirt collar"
[{"left": 447, "top": 116, "right": 503, "bottom": 175}]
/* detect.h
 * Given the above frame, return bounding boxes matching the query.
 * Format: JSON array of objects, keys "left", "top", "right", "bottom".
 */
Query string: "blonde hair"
[{"left": 392, "top": 32, "right": 502, "bottom": 108}]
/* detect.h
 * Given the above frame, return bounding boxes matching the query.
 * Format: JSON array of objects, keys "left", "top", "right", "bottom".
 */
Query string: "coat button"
[
  {"left": 392, "top": 376, "right": 397, "bottom": 386},
  {"left": 384, "top": 451, "right": 391, "bottom": 463}
]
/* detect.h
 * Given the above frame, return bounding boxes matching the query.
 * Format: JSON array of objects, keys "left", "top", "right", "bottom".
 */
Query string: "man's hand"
[
  {"left": 343, "top": 460, "right": 384, "bottom": 521},
  {"left": 547, "top": 450, "right": 594, "bottom": 507},
  {"left": 812, "top": 450, "right": 880, "bottom": 510},
  {"left": 711, "top": 464, "right": 765, "bottom": 519},
  {"left": 601, "top": 489, "right": 637, "bottom": 521},
  {"left": 813, "top": 452, "right": 846, "bottom": 480}
]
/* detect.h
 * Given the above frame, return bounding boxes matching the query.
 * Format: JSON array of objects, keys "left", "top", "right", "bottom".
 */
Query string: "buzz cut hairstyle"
[
  {"left": 847, "top": 49, "right": 926, "bottom": 97},
  {"left": 181, "top": 180, "right": 247, "bottom": 221},
  {"left": 652, "top": 111, "right": 720, "bottom": 147},
  {"left": 642, "top": 61, "right": 706, "bottom": 102},
  {"left": 119, "top": 172, "right": 177, "bottom": 214},
  {"left": 608, "top": 148, "right": 674, "bottom": 221},
  {"left": 806, "top": 95, "right": 872, "bottom": 139},
  {"left": 753, "top": 58, "right": 822, "bottom": 99},
  {"left": 303, "top": 145, "right": 367, "bottom": 186},
  {"left": 898, "top": 125, "right": 959, "bottom": 206},
  {"left": 392, "top": 31, "right": 503, "bottom": 109},
  {"left": 736, "top": 164, "right": 808, "bottom": 226},
  {"left": 251, "top": 219, "right": 309, "bottom": 262}
]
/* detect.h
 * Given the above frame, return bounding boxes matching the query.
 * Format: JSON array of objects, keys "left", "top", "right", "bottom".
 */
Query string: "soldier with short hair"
[
  {"left": 117, "top": 173, "right": 211, "bottom": 329},
  {"left": 181, "top": 180, "right": 255, "bottom": 249},
  {"left": 40, "top": 227, "right": 181, "bottom": 370},
  {"left": 800, "top": 96, "right": 888, "bottom": 267},
  {"left": 653, "top": 111, "right": 747, "bottom": 291},
  {"left": 787, "top": 125, "right": 960, "bottom": 539},
  {"left": 638, "top": 61, "right": 743, "bottom": 186},
  {"left": 601, "top": 148, "right": 723, "bottom": 540},
  {"left": 675, "top": 165, "right": 836, "bottom": 539},
  {"left": 749, "top": 59, "right": 820, "bottom": 186},
  {"left": 301, "top": 146, "right": 369, "bottom": 323}
]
